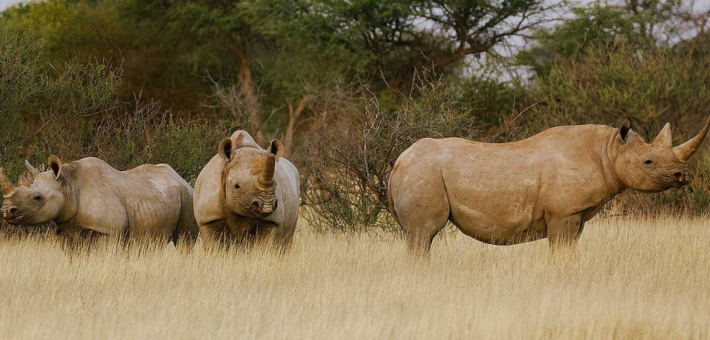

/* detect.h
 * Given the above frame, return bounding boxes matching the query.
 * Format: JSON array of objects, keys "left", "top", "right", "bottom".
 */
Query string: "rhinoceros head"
[
  {"left": 218, "top": 136, "right": 284, "bottom": 218},
  {"left": 1, "top": 156, "right": 68, "bottom": 225},
  {"left": 612, "top": 117, "right": 710, "bottom": 193}
]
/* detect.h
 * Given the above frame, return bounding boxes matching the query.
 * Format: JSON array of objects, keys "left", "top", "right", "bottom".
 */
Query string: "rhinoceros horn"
[
  {"left": 0, "top": 167, "right": 15, "bottom": 196},
  {"left": 674, "top": 116, "right": 710, "bottom": 161},
  {"left": 652, "top": 123, "right": 672, "bottom": 148},
  {"left": 17, "top": 175, "right": 31, "bottom": 187},
  {"left": 259, "top": 153, "right": 276, "bottom": 187},
  {"left": 24, "top": 159, "right": 39, "bottom": 182}
]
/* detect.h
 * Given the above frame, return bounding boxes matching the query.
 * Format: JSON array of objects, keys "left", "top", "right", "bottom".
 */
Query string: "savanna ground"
[{"left": 1, "top": 216, "right": 708, "bottom": 339}]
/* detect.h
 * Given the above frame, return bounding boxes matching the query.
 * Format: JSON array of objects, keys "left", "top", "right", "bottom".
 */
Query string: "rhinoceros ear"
[
  {"left": 618, "top": 118, "right": 632, "bottom": 144},
  {"left": 267, "top": 139, "right": 285, "bottom": 160},
  {"left": 48, "top": 155, "right": 63, "bottom": 180},
  {"left": 218, "top": 138, "right": 234, "bottom": 161}
]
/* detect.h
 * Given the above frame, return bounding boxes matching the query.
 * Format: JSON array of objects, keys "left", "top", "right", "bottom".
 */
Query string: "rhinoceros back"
[{"left": 70, "top": 158, "right": 194, "bottom": 238}]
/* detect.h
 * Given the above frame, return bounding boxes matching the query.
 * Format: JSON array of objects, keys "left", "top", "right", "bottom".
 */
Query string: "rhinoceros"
[
  {"left": 0, "top": 156, "right": 198, "bottom": 248},
  {"left": 388, "top": 118, "right": 710, "bottom": 252},
  {"left": 193, "top": 130, "right": 300, "bottom": 250}
]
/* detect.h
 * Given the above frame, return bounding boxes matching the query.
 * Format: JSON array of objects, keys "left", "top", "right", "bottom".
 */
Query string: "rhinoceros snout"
[
  {"left": 674, "top": 172, "right": 687, "bottom": 185},
  {"left": 251, "top": 201, "right": 274, "bottom": 216},
  {"left": 250, "top": 200, "right": 276, "bottom": 217},
  {"left": 2, "top": 206, "right": 21, "bottom": 223}
]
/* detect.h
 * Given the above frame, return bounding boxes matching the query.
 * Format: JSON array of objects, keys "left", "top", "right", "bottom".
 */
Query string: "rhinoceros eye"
[
  {"left": 234, "top": 184, "right": 241, "bottom": 189},
  {"left": 644, "top": 160, "right": 653, "bottom": 165},
  {"left": 32, "top": 194, "right": 42, "bottom": 201}
]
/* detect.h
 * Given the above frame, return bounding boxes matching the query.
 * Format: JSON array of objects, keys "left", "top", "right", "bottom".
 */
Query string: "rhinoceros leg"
[
  {"left": 172, "top": 197, "right": 198, "bottom": 249},
  {"left": 546, "top": 213, "right": 584, "bottom": 249},
  {"left": 56, "top": 225, "right": 104, "bottom": 256},
  {"left": 199, "top": 220, "right": 230, "bottom": 251},
  {"left": 272, "top": 225, "right": 295, "bottom": 254},
  {"left": 237, "top": 220, "right": 292, "bottom": 254},
  {"left": 390, "top": 167, "right": 450, "bottom": 254},
  {"left": 243, "top": 220, "right": 276, "bottom": 247},
  {"left": 56, "top": 228, "right": 78, "bottom": 255}
]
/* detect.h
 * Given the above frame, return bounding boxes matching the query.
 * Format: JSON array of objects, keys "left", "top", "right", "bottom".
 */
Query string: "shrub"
[
  {"left": 0, "top": 24, "right": 223, "bottom": 235},
  {"left": 528, "top": 42, "right": 710, "bottom": 215},
  {"left": 299, "top": 71, "right": 483, "bottom": 231}
]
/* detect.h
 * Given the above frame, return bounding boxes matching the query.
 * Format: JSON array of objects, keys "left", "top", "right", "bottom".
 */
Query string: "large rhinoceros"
[
  {"left": 193, "top": 130, "right": 300, "bottom": 250},
  {"left": 0, "top": 156, "right": 198, "bottom": 248},
  {"left": 388, "top": 118, "right": 710, "bottom": 252}
]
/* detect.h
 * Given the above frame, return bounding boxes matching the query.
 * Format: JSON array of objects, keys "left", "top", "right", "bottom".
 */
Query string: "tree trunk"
[
  {"left": 235, "top": 48, "right": 265, "bottom": 146},
  {"left": 284, "top": 96, "right": 309, "bottom": 157}
]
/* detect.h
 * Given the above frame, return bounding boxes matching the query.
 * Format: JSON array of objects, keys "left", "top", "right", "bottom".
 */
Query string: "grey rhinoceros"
[
  {"left": 388, "top": 118, "right": 710, "bottom": 252},
  {"left": 0, "top": 156, "right": 198, "bottom": 248},
  {"left": 193, "top": 130, "right": 300, "bottom": 250}
]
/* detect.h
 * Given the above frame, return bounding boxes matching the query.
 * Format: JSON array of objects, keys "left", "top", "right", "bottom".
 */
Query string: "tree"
[
  {"left": 517, "top": 5, "right": 647, "bottom": 76},
  {"left": 243, "top": 0, "right": 560, "bottom": 88}
]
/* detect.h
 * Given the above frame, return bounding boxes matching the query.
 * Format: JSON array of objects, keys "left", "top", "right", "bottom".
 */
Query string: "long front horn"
[
  {"left": 0, "top": 167, "right": 15, "bottom": 196},
  {"left": 259, "top": 154, "right": 276, "bottom": 187},
  {"left": 674, "top": 116, "right": 710, "bottom": 161}
]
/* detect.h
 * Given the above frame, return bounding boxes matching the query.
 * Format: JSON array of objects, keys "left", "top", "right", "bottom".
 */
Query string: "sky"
[{"left": 0, "top": 0, "right": 24, "bottom": 11}]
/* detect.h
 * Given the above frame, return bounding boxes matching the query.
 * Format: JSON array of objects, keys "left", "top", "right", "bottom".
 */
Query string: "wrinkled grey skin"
[
  {"left": 1, "top": 156, "right": 198, "bottom": 249},
  {"left": 193, "top": 130, "right": 300, "bottom": 251},
  {"left": 388, "top": 118, "right": 710, "bottom": 253}
]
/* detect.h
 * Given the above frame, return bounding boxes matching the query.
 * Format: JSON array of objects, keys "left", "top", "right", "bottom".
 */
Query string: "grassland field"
[{"left": 0, "top": 216, "right": 708, "bottom": 339}]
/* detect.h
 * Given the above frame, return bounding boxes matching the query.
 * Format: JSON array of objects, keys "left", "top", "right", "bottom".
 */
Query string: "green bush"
[
  {"left": 527, "top": 42, "right": 710, "bottom": 214},
  {"left": 0, "top": 24, "right": 223, "bottom": 234}
]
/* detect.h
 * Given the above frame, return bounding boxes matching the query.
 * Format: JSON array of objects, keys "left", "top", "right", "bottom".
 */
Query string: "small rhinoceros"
[
  {"left": 193, "top": 130, "right": 300, "bottom": 250},
  {"left": 0, "top": 156, "right": 198, "bottom": 248},
  {"left": 388, "top": 118, "right": 710, "bottom": 252}
]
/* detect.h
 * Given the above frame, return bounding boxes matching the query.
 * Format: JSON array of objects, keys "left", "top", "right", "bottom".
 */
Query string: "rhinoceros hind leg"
[
  {"left": 173, "top": 201, "right": 199, "bottom": 249},
  {"left": 390, "top": 169, "right": 450, "bottom": 255}
]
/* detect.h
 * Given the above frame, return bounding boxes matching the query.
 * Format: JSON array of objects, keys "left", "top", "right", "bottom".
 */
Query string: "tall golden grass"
[{"left": 0, "top": 217, "right": 708, "bottom": 339}]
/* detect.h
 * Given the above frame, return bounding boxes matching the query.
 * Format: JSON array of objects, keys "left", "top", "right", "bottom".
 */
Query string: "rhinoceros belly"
[
  {"left": 444, "top": 171, "right": 547, "bottom": 245},
  {"left": 449, "top": 208, "right": 547, "bottom": 245}
]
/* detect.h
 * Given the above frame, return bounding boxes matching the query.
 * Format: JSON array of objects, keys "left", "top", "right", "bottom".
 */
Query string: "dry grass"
[{"left": 0, "top": 217, "right": 709, "bottom": 339}]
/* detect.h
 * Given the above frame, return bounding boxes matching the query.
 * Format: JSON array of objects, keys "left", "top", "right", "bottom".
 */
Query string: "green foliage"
[
  {"left": 518, "top": 6, "right": 650, "bottom": 76},
  {"left": 2, "top": 0, "right": 551, "bottom": 115},
  {"left": 4, "top": 0, "right": 710, "bottom": 233},
  {"left": 527, "top": 39, "right": 710, "bottom": 214},
  {"left": 529, "top": 43, "right": 710, "bottom": 139},
  {"left": 458, "top": 76, "right": 526, "bottom": 131},
  {"left": 0, "top": 24, "right": 222, "bottom": 234}
]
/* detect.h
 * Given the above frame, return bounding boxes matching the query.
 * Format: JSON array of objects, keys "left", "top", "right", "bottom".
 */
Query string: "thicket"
[
  {"left": 527, "top": 42, "right": 710, "bottom": 215},
  {"left": 298, "top": 73, "right": 487, "bottom": 231},
  {"left": 3, "top": 0, "right": 710, "bottom": 233},
  {"left": 0, "top": 24, "right": 222, "bottom": 233}
]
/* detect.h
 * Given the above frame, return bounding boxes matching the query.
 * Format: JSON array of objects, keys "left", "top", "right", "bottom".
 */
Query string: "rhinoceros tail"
[{"left": 387, "top": 178, "right": 401, "bottom": 227}]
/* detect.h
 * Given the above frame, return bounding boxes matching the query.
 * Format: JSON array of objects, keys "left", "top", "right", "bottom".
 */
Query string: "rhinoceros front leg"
[
  {"left": 546, "top": 213, "right": 584, "bottom": 249},
  {"left": 199, "top": 220, "right": 230, "bottom": 251},
  {"left": 56, "top": 225, "right": 103, "bottom": 256},
  {"left": 248, "top": 220, "right": 277, "bottom": 247},
  {"left": 272, "top": 224, "right": 295, "bottom": 254},
  {"left": 248, "top": 220, "right": 293, "bottom": 253}
]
